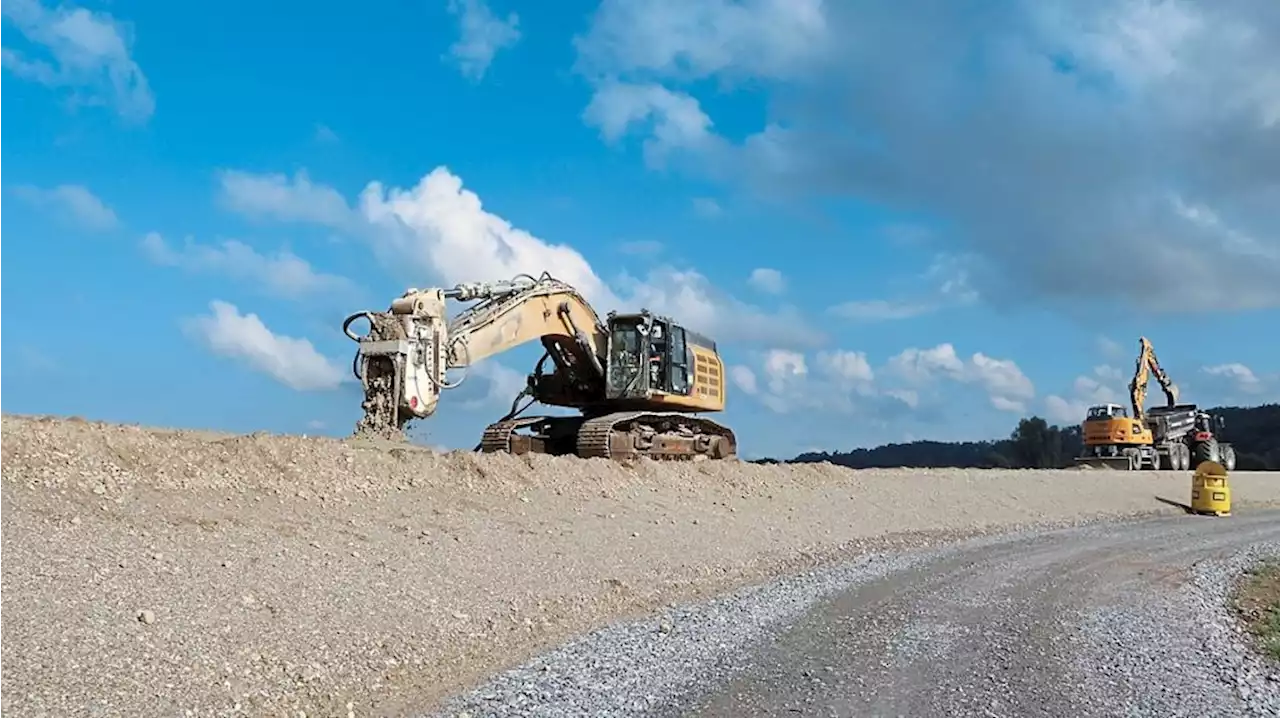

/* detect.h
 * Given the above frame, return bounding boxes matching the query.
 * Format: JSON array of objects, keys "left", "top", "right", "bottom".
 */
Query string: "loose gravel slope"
[{"left": 3, "top": 414, "right": 1279, "bottom": 717}]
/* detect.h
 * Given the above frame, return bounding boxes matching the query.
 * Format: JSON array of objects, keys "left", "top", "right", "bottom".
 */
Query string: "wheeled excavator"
[
  {"left": 340, "top": 272, "right": 738, "bottom": 461},
  {"left": 1074, "top": 336, "right": 1236, "bottom": 471}
]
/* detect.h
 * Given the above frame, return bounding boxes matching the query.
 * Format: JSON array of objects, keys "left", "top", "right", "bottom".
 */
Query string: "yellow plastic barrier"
[{"left": 1190, "top": 460, "right": 1231, "bottom": 517}]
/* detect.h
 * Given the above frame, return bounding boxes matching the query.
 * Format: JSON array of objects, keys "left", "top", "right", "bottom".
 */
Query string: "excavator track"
[
  {"left": 575, "top": 411, "right": 737, "bottom": 461},
  {"left": 478, "top": 411, "right": 737, "bottom": 461}
]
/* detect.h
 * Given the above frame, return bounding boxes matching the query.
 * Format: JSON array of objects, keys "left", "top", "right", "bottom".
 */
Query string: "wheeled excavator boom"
[{"left": 341, "top": 272, "right": 737, "bottom": 461}]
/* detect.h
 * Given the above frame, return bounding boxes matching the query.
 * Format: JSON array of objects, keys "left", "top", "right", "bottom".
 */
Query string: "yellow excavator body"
[
  {"left": 342, "top": 272, "right": 736, "bottom": 461},
  {"left": 1081, "top": 415, "right": 1152, "bottom": 446}
]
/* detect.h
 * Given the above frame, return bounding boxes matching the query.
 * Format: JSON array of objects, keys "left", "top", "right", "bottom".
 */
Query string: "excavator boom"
[
  {"left": 1128, "top": 336, "right": 1179, "bottom": 423},
  {"left": 341, "top": 273, "right": 609, "bottom": 436},
  {"left": 341, "top": 272, "right": 737, "bottom": 461}
]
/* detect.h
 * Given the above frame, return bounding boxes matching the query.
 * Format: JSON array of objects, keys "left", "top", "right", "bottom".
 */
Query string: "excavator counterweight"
[{"left": 342, "top": 272, "right": 737, "bottom": 462}]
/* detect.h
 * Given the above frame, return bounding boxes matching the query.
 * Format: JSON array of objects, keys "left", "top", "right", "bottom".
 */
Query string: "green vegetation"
[
  {"left": 759, "top": 403, "right": 1280, "bottom": 470},
  {"left": 1232, "top": 559, "right": 1280, "bottom": 662}
]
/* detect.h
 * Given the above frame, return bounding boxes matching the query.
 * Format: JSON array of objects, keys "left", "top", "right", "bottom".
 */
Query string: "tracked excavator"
[
  {"left": 340, "top": 272, "right": 738, "bottom": 462},
  {"left": 1074, "top": 337, "right": 1236, "bottom": 471}
]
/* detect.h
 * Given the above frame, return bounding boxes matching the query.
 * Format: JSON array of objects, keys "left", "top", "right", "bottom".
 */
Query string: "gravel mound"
[{"left": 4, "top": 414, "right": 1280, "bottom": 717}]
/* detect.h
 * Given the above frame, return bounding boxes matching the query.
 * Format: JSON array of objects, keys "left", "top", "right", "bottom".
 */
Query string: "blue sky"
[{"left": 4, "top": 0, "right": 1278, "bottom": 458}]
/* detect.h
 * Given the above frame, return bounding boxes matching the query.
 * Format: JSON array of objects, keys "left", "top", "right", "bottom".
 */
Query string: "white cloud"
[
  {"left": 574, "top": 0, "right": 828, "bottom": 82},
  {"left": 12, "top": 183, "right": 118, "bottom": 230},
  {"left": 756, "top": 349, "right": 809, "bottom": 413},
  {"left": 969, "top": 353, "right": 1036, "bottom": 412},
  {"left": 214, "top": 165, "right": 824, "bottom": 349},
  {"left": 1093, "top": 364, "right": 1124, "bottom": 381},
  {"left": 1202, "top": 363, "right": 1264, "bottom": 395},
  {"left": 217, "top": 169, "right": 355, "bottom": 229},
  {"left": 183, "top": 301, "right": 346, "bottom": 391},
  {"left": 572, "top": 0, "right": 1280, "bottom": 312},
  {"left": 747, "top": 267, "right": 785, "bottom": 294},
  {"left": 445, "top": 0, "right": 520, "bottom": 81},
  {"left": 886, "top": 344, "right": 966, "bottom": 384},
  {"left": 359, "top": 166, "right": 615, "bottom": 304},
  {"left": 888, "top": 343, "right": 1034, "bottom": 412},
  {"left": 1044, "top": 395, "right": 1087, "bottom": 424},
  {"left": 142, "top": 232, "right": 356, "bottom": 301},
  {"left": 583, "top": 81, "right": 719, "bottom": 167},
  {"left": 1043, "top": 364, "right": 1129, "bottom": 424},
  {"left": 815, "top": 349, "right": 874, "bottom": 386},
  {"left": 2, "top": 0, "right": 154, "bottom": 122},
  {"left": 735, "top": 342, "right": 1027, "bottom": 416},
  {"left": 729, "top": 365, "right": 758, "bottom": 395}
]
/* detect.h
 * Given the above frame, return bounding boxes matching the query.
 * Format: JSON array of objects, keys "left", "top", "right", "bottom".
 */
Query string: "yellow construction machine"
[
  {"left": 1075, "top": 336, "right": 1236, "bottom": 471},
  {"left": 340, "top": 272, "right": 737, "bottom": 461}
]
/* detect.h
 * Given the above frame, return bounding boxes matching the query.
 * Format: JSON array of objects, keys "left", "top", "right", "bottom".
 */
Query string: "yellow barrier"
[{"left": 1190, "top": 460, "right": 1231, "bottom": 517}]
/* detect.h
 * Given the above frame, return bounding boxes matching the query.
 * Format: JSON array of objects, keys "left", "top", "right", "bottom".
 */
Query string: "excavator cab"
[{"left": 604, "top": 311, "right": 696, "bottom": 400}]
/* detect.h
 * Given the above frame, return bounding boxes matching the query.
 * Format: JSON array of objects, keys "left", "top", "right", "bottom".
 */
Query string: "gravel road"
[{"left": 437, "top": 510, "right": 1280, "bottom": 718}]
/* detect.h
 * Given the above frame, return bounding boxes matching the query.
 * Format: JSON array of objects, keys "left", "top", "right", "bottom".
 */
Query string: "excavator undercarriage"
[
  {"left": 479, "top": 411, "right": 737, "bottom": 461},
  {"left": 342, "top": 272, "right": 738, "bottom": 462}
]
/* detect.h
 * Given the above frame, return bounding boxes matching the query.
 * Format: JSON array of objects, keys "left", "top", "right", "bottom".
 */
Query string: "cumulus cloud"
[
  {"left": 445, "top": 0, "right": 520, "bottom": 81},
  {"left": 747, "top": 267, "right": 784, "bottom": 294},
  {"left": 728, "top": 365, "right": 759, "bottom": 395},
  {"left": 183, "top": 301, "right": 346, "bottom": 391},
  {"left": 887, "top": 343, "right": 1035, "bottom": 412},
  {"left": 142, "top": 232, "right": 357, "bottom": 301},
  {"left": 1043, "top": 364, "right": 1128, "bottom": 423},
  {"left": 573, "top": 0, "right": 1280, "bottom": 313},
  {"left": 217, "top": 169, "right": 356, "bottom": 229},
  {"left": 12, "top": 183, "right": 118, "bottom": 230},
  {"left": 216, "top": 165, "right": 824, "bottom": 348},
  {"left": 1202, "top": 363, "right": 1267, "bottom": 396},
  {"left": 2, "top": 0, "right": 154, "bottom": 122},
  {"left": 734, "top": 341, "right": 1020, "bottom": 417},
  {"left": 582, "top": 81, "right": 720, "bottom": 167}
]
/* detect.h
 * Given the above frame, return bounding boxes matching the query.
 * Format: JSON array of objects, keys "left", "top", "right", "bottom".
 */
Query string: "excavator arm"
[
  {"left": 341, "top": 272, "right": 610, "bottom": 438},
  {"left": 1128, "top": 336, "right": 1179, "bottom": 423}
]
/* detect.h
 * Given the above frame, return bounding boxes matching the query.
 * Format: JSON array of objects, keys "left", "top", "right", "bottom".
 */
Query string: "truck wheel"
[
  {"left": 1221, "top": 444, "right": 1236, "bottom": 472},
  {"left": 1180, "top": 443, "right": 1192, "bottom": 471},
  {"left": 1193, "top": 438, "right": 1220, "bottom": 467}
]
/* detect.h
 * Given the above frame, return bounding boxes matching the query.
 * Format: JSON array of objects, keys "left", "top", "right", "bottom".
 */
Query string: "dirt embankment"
[{"left": 3, "top": 414, "right": 1278, "bottom": 717}]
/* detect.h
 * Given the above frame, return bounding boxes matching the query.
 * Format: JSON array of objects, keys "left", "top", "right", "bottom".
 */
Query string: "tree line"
[{"left": 759, "top": 403, "right": 1280, "bottom": 470}]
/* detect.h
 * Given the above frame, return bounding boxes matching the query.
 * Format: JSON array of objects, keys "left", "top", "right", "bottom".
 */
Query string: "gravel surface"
[
  {"left": 3, "top": 414, "right": 1280, "bottom": 717},
  {"left": 567, "top": 510, "right": 1276, "bottom": 718},
  {"left": 1075, "top": 541, "right": 1280, "bottom": 718}
]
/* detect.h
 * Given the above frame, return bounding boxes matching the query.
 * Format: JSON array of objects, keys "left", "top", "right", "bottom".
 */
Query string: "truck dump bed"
[{"left": 1146, "top": 404, "right": 1198, "bottom": 441}]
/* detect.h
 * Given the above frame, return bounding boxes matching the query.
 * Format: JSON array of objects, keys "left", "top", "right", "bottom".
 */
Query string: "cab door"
[{"left": 668, "top": 325, "right": 693, "bottom": 395}]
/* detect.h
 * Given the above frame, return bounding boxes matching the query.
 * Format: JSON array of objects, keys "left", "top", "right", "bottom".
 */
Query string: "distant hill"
[{"left": 763, "top": 403, "right": 1280, "bottom": 470}]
